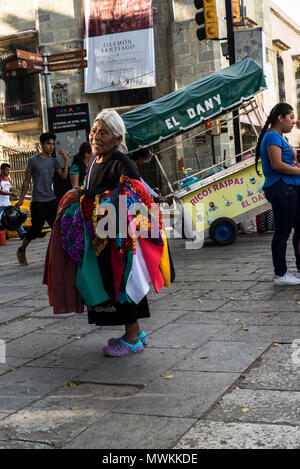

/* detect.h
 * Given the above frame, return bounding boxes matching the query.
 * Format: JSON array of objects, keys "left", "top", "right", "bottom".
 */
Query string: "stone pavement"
[{"left": 0, "top": 232, "right": 300, "bottom": 449}]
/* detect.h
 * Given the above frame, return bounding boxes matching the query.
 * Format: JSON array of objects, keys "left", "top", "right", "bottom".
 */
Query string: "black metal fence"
[
  {"left": 0, "top": 98, "right": 40, "bottom": 123},
  {"left": 1, "top": 145, "right": 36, "bottom": 195}
]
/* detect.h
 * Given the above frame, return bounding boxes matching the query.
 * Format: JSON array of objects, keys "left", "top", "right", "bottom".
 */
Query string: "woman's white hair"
[{"left": 93, "top": 109, "right": 128, "bottom": 154}]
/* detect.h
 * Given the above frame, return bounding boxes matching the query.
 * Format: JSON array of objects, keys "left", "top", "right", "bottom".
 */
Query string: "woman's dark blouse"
[
  {"left": 85, "top": 150, "right": 150, "bottom": 326},
  {"left": 87, "top": 150, "right": 141, "bottom": 194}
]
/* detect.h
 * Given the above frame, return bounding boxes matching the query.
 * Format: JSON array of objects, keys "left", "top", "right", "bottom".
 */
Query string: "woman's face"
[
  {"left": 89, "top": 120, "right": 121, "bottom": 157},
  {"left": 279, "top": 111, "right": 295, "bottom": 133}
]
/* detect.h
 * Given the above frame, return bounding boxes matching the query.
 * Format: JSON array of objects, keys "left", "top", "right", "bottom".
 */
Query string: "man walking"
[
  {"left": 0, "top": 163, "right": 26, "bottom": 239},
  {"left": 16, "top": 132, "right": 69, "bottom": 265}
]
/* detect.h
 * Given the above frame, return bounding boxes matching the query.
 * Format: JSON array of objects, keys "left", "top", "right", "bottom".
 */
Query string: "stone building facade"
[{"left": 0, "top": 0, "right": 299, "bottom": 191}]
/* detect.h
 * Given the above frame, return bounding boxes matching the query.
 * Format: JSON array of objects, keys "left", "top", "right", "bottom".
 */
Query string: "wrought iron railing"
[
  {"left": 0, "top": 145, "right": 37, "bottom": 196},
  {"left": 0, "top": 99, "right": 40, "bottom": 123}
]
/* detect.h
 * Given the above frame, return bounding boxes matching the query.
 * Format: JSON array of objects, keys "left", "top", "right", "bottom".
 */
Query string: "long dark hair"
[
  {"left": 73, "top": 142, "right": 92, "bottom": 184},
  {"left": 255, "top": 102, "right": 293, "bottom": 175}
]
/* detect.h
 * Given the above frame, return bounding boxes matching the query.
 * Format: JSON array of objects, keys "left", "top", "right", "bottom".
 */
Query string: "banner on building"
[{"left": 84, "top": 0, "right": 156, "bottom": 93}]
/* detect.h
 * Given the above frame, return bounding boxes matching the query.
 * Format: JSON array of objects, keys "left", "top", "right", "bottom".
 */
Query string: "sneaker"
[
  {"left": 108, "top": 331, "right": 149, "bottom": 347},
  {"left": 103, "top": 339, "right": 144, "bottom": 357},
  {"left": 16, "top": 249, "right": 28, "bottom": 266},
  {"left": 274, "top": 272, "right": 300, "bottom": 285}
]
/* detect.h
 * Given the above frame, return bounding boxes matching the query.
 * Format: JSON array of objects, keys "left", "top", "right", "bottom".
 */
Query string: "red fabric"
[
  {"left": 111, "top": 242, "right": 124, "bottom": 302},
  {"left": 138, "top": 236, "right": 164, "bottom": 292},
  {"left": 45, "top": 218, "right": 84, "bottom": 314},
  {"left": 0, "top": 230, "right": 6, "bottom": 246},
  {"left": 134, "top": 179, "right": 164, "bottom": 292},
  {"left": 133, "top": 179, "right": 150, "bottom": 195},
  {"left": 43, "top": 190, "right": 84, "bottom": 314}
]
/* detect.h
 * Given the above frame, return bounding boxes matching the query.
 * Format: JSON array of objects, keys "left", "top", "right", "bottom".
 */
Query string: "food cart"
[{"left": 122, "top": 58, "right": 271, "bottom": 244}]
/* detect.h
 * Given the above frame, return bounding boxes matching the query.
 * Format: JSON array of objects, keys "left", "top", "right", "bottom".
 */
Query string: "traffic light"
[
  {"left": 232, "top": 0, "right": 242, "bottom": 25},
  {"left": 194, "top": 0, "right": 219, "bottom": 41},
  {"left": 216, "top": 119, "right": 228, "bottom": 134},
  {"left": 205, "top": 120, "right": 213, "bottom": 135}
]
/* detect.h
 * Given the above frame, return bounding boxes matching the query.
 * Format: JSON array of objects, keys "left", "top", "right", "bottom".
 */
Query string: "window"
[
  {"left": 110, "top": 87, "right": 152, "bottom": 108},
  {"left": 0, "top": 35, "right": 40, "bottom": 123},
  {"left": 296, "top": 67, "right": 300, "bottom": 119},
  {"left": 277, "top": 54, "right": 286, "bottom": 102}
]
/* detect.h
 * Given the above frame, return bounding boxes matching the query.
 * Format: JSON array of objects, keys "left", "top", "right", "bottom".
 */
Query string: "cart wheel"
[{"left": 209, "top": 217, "right": 238, "bottom": 245}]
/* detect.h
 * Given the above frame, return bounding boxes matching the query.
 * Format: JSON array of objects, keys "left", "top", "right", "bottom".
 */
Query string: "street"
[{"left": 0, "top": 232, "right": 300, "bottom": 449}]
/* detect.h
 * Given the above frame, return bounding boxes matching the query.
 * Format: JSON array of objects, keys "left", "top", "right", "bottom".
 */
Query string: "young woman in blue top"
[
  {"left": 255, "top": 102, "right": 300, "bottom": 285},
  {"left": 69, "top": 142, "right": 93, "bottom": 188}
]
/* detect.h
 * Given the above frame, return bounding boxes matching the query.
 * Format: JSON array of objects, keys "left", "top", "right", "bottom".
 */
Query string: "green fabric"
[
  {"left": 69, "top": 163, "right": 80, "bottom": 175},
  {"left": 63, "top": 202, "right": 79, "bottom": 218},
  {"left": 122, "top": 58, "right": 267, "bottom": 152},
  {"left": 76, "top": 222, "right": 110, "bottom": 306}
]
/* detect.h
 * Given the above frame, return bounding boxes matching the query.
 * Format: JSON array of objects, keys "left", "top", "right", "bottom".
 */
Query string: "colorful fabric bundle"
[{"left": 45, "top": 177, "right": 174, "bottom": 314}]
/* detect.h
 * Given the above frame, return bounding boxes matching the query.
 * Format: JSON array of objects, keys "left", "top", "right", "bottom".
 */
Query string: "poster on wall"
[
  {"left": 84, "top": 0, "right": 156, "bottom": 93},
  {"left": 47, "top": 103, "right": 90, "bottom": 167}
]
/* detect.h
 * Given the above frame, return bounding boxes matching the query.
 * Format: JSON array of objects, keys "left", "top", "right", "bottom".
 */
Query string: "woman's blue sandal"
[
  {"left": 108, "top": 331, "right": 149, "bottom": 347},
  {"left": 103, "top": 339, "right": 144, "bottom": 356}
]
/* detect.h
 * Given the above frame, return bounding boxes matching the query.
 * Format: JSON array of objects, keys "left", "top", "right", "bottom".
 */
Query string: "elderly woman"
[
  {"left": 85, "top": 110, "right": 151, "bottom": 356},
  {"left": 45, "top": 110, "right": 173, "bottom": 357}
]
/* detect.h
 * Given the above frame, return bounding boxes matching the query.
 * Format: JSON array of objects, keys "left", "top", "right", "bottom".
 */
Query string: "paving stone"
[
  {"left": 123, "top": 309, "right": 186, "bottom": 333},
  {"left": 175, "top": 272, "right": 262, "bottom": 281},
  {"left": 11, "top": 296, "right": 50, "bottom": 308},
  {"left": 0, "top": 306, "right": 35, "bottom": 324},
  {"left": 272, "top": 288, "right": 300, "bottom": 300},
  {"left": 173, "top": 341, "right": 271, "bottom": 373},
  {"left": 26, "top": 330, "right": 116, "bottom": 370},
  {"left": 181, "top": 280, "right": 257, "bottom": 290},
  {"left": 241, "top": 344, "right": 300, "bottom": 391},
  {"left": 1, "top": 233, "right": 300, "bottom": 448},
  {"left": 174, "top": 421, "right": 300, "bottom": 449},
  {"left": 219, "top": 299, "right": 300, "bottom": 313},
  {"left": 31, "top": 382, "right": 142, "bottom": 411},
  {"left": 211, "top": 289, "right": 277, "bottom": 301},
  {"left": 77, "top": 347, "right": 189, "bottom": 386},
  {"left": 0, "top": 366, "right": 79, "bottom": 413},
  {"left": 24, "top": 307, "right": 75, "bottom": 318},
  {"left": 264, "top": 313, "right": 300, "bottom": 326},
  {"left": 0, "top": 318, "right": 57, "bottom": 340},
  {"left": 116, "top": 371, "right": 239, "bottom": 418},
  {"left": 175, "top": 311, "right": 272, "bottom": 326},
  {"left": 35, "top": 316, "right": 95, "bottom": 335},
  {"left": 64, "top": 413, "right": 195, "bottom": 449},
  {"left": 0, "top": 290, "right": 32, "bottom": 305},
  {"left": 151, "top": 297, "right": 228, "bottom": 312},
  {"left": 203, "top": 388, "right": 300, "bottom": 426},
  {"left": 0, "top": 440, "right": 50, "bottom": 449},
  {"left": 0, "top": 405, "right": 109, "bottom": 447},
  {"left": 0, "top": 357, "right": 33, "bottom": 376},
  {"left": 147, "top": 323, "right": 232, "bottom": 349},
  {"left": 220, "top": 325, "right": 300, "bottom": 343},
  {"left": 6, "top": 332, "right": 77, "bottom": 359},
  {"left": 204, "top": 325, "right": 242, "bottom": 341}
]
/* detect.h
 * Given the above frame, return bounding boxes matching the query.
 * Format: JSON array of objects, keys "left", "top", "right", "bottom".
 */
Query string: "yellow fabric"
[{"left": 159, "top": 232, "right": 171, "bottom": 288}]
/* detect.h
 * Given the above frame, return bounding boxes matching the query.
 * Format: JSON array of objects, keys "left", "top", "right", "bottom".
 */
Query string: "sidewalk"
[{"left": 0, "top": 232, "right": 299, "bottom": 449}]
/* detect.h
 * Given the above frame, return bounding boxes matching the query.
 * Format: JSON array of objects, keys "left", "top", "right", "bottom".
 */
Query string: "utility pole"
[
  {"left": 41, "top": 52, "right": 52, "bottom": 131},
  {"left": 225, "top": 0, "right": 242, "bottom": 160}
]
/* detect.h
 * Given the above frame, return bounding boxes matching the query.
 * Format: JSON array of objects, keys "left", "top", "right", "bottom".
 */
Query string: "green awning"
[{"left": 123, "top": 58, "right": 267, "bottom": 152}]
